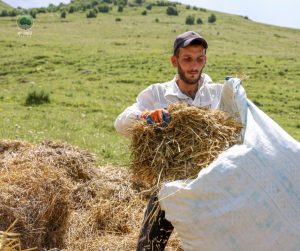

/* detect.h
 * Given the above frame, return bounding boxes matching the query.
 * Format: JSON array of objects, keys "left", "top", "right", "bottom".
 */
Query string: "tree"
[
  {"left": 208, "top": 14, "right": 216, "bottom": 23},
  {"left": 166, "top": 6, "right": 178, "bottom": 16},
  {"left": 146, "top": 4, "right": 152, "bottom": 10},
  {"left": 20, "top": 16, "right": 31, "bottom": 30},
  {"left": 86, "top": 10, "right": 97, "bottom": 18},
  {"left": 98, "top": 5, "right": 109, "bottom": 12},
  {"left": 185, "top": 15, "right": 194, "bottom": 25},
  {"left": 29, "top": 9, "right": 37, "bottom": 18},
  {"left": 118, "top": 5, "right": 123, "bottom": 12},
  {"left": 135, "top": 0, "right": 142, "bottom": 4},
  {"left": 196, "top": 17, "right": 202, "bottom": 24},
  {"left": 0, "top": 10, "right": 8, "bottom": 17},
  {"left": 141, "top": 10, "right": 147, "bottom": 15},
  {"left": 69, "top": 5, "right": 74, "bottom": 13},
  {"left": 193, "top": 6, "right": 197, "bottom": 10},
  {"left": 9, "top": 9, "right": 19, "bottom": 17},
  {"left": 186, "top": 5, "right": 190, "bottom": 9},
  {"left": 61, "top": 10, "right": 66, "bottom": 18},
  {"left": 92, "top": 0, "right": 99, "bottom": 7}
]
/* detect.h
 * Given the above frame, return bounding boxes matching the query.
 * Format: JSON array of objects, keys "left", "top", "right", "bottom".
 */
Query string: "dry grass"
[
  {"left": 129, "top": 103, "right": 244, "bottom": 186},
  {"left": 0, "top": 139, "right": 183, "bottom": 250}
]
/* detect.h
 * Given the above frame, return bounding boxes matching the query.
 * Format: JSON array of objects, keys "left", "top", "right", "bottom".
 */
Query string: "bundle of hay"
[
  {"left": 129, "top": 103, "right": 244, "bottom": 185},
  {"left": 0, "top": 140, "right": 75, "bottom": 249},
  {"left": 0, "top": 139, "right": 183, "bottom": 250}
]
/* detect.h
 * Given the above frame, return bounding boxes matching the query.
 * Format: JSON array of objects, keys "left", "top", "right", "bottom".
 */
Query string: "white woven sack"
[{"left": 159, "top": 78, "right": 300, "bottom": 251}]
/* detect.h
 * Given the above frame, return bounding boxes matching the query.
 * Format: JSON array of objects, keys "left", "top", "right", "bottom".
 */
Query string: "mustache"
[{"left": 187, "top": 70, "right": 199, "bottom": 73}]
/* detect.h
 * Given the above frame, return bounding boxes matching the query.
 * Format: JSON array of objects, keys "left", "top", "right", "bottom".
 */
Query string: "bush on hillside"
[
  {"left": 146, "top": 4, "right": 152, "bottom": 10},
  {"left": 115, "top": 17, "right": 121, "bottom": 21},
  {"left": 155, "top": 18, "right": 159, "bottom": 22},
  {"left": 92, "top": 0, "right": 99, "bottom": 7},
  {"left": 103, "top": 0, "right": 113, "bottom": 3},
  {"left": 9, "top": 9, "right": 19, "bottom": 16},
  {"left": 93, "top": 7, "right": 99, "bottom": 13},
  {"left": 185, "top": 15, "right": 195, "bottom": 25},
  {"left": 141, "top": 10, "right": 147, "bottom": 15},
  {"left": 98, "top": 5, "right": 109, "bottom": 12},
  {"left": 29, "top": 9, "right": 37, "bottom": 18},
  {"left": 61, "top": 10, "right": 66, "bottom": 18},
  {"left": 69, "top": 5, "right": 75, "bottom": 13},
  {"left": 0, "top": 10, "right": 8, "bottom": 17},
  {"left": 118, "top": 5, "right": 123, "bottom": 12},
  {"left": 166, "top": 6, "right": 178, "bottom": 16},
  {"left": 135, "top": 0, "right": 142, "bottom": 4},
  {"left": 197, "top": 17, "right": 202, "bottom": 24},
  {"left": 200, "top": 8, "right": 206, "bottom": 12},
  {"left": 25, "top": 89, "right": 50, "bottom": 105},
  {"left": 86, "top": 10, "right": 97, "bottom": 18},
  {"left": 186, "top": 5, "right": 190, "bottom": 9},
  {"left": 208, "top": 14, "right": 217, "bottom": 23},
  {"left": 193, "top": 6, "right": 197, "bottom": 10},
  {"left": 37, "top": 7, "right": 47, "bottom": 13}
]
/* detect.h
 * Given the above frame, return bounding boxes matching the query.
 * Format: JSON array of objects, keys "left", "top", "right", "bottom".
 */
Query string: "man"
[{"left": 114, "top": 31, "right": 223, "bottom": 250}]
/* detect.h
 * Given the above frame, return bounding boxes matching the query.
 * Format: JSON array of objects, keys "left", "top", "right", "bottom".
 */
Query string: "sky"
[{"left": 4, "top": 0, "right": 300, "bottom": 30}]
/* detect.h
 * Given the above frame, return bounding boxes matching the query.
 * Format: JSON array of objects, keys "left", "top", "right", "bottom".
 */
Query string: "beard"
[{"left": 177, "top": 61, "right": 203, "bottom": 85}]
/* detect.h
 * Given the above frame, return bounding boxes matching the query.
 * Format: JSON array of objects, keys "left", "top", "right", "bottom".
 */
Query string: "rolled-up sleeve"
[{"left": 114, "top": 86, "right": 156, "bottom": 138}]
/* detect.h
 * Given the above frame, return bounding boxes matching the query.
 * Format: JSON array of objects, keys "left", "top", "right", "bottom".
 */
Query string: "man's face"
[{"left": 172, "top": 45, "right": 206, "bottom": 85}]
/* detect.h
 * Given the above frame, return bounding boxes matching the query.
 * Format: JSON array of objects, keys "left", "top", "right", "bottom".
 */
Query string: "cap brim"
[{"left": 182, "top": 37, "right": 208, "bottom": 49}]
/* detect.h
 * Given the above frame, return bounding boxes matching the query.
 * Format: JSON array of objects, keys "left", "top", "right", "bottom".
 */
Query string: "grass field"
[{"left": 0, "top": 1, "right": 300, "bottom": 166}]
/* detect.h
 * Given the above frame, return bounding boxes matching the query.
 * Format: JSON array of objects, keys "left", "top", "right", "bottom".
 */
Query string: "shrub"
[
  {"left": 185, "top": 15, "right": 194, "bottom": 25},
  {"left": 115, "top": 17, "right": 121, "bottom": 21},
  {"left": 86, "top": 4, "right": 91, "bottom": 9},
  {"left": 146, "top": 4, "right": 152, "bottom": 10},
  {"left": 142, "top": 10, "right": 147, "bottom": 15},
  {"left": 118, "top": 5, "right": 123, "bottom": 12},
  {"left": 200, "top": 8, "right": 206, "bottom": 12},
  {"left": 61, "top": 10, "right": 66, "bottom": 18},
  {"left": 103, "top": 0, "right": 113, "bottom": 3},
  {"left": 82, "top": 5, "right": 86, "bottom": 11},
  {"left": 0, "top": 10, "right": 8, "bottom": 17},
  {"left": 196, "top": 17, "right": 202, "bottom": 24},
  {"left": 193, "top": 6, "right": 197, "bottom": 10},
  {"left": 166, "top": 6, "right": 178, "bottom": 15},
  {"left": 244, "top": 16, "right": 248, "bottom": 19},
  {"left": 9, "top": 9, "right": 19, "bottom": 17},
  {"left": 69, "top": 5, "right": 75, "bottom": 13},
  {"left": 208, "top": 14, "right": 216, "bottom": 23},
  {"left": 86, "top": 10, "right": 97, "bottom": 18},
  {"left": 93, "top": 7, "right": 99, "bottom": 13},
  {"left": 156, "top": 1, "right": 166, "bottom": 6},
  {"left": 135, "top": 0, "right": 142, "bottom": 4},
  {"left": 98, "top": 5, "right": 109, "bottom": 12},
  {"left": 155, "top": 18, "right": 159, "bottom": 22},
  {"left": 25, "top": 89, "right": 50, "bottom": 105},
  {"left": 29, "top": 9, "right": 37, "bottom": 18},
  {"left": 186, "top": 5, "right": 190, "bottom": 9},
  {"left": 37, "top": 7, "right": 47, "bottom": 13},
  {"left": 92, "top": 0, "right": 99, "bottom": 7}
]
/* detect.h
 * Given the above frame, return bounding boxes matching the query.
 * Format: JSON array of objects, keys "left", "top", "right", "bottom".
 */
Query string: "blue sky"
[{"left": 5, "top": 0, "right": 300, "bottom": 30}]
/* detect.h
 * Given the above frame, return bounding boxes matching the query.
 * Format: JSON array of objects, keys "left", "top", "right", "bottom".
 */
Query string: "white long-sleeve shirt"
[{"left": 114, "top": 73, "right": 223, "bottom": 138}]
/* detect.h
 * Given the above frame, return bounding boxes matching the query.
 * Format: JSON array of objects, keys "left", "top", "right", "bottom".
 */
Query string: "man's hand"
[{"left": 140, "top": 109, "right": 171, "bottom": 127}]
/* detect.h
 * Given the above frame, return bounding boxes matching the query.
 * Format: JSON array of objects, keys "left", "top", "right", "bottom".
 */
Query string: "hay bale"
[
  {"left": 0, "top": 139, "right": 184, "bottom": 250},
  {"left": 0, "top": 140, "right": 74, "bottom": 249},
  {"left": 129, "top": 103, "right": 244, "bottom": 185},
  {"left": 0, "top": 139, "right": 183, "bottom": 250}
]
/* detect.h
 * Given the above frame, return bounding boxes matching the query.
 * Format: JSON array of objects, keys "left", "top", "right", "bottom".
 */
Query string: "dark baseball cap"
[{"left": 173, "top": 31, "right": 208, "bottom": 55}]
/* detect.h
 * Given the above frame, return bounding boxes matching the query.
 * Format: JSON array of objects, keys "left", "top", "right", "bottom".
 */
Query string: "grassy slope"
[
  {"left": 0, "top": 0, "right": 13, "bottom": 11},
  {"left": 0, "top": 3, "right": 299, "bottom": 166}
]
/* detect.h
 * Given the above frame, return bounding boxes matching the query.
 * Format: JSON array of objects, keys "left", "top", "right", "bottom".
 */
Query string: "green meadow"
[{"left": 0, "top": 1, "right": 300, "bottom": 166}]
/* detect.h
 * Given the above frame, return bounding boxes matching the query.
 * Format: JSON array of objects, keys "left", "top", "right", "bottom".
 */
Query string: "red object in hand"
[{"left": 140, "top": 109, "right": 170, "bottom": 123}]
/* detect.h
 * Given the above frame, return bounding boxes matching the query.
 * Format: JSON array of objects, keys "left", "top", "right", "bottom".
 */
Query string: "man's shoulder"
[{"left": 145, "top": 78, "right": 175, "bottom": 91}]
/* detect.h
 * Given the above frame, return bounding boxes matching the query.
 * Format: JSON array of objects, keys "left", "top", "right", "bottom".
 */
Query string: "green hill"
[
  {"left": 0, "top": 0, "right": 13, "bottom": 11},
  {"left": 0, "top": 0, "right": 299, "bottom": 165}
]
